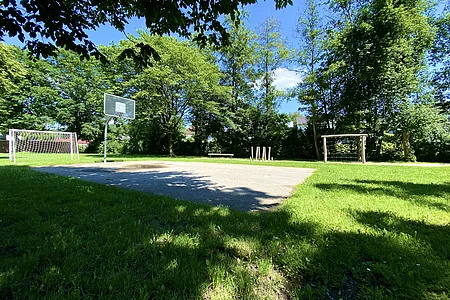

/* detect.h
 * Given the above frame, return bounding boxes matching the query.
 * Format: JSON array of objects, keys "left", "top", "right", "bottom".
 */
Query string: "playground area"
[{"left": 35, "top": 161, "right": 315, "bottom": 211}]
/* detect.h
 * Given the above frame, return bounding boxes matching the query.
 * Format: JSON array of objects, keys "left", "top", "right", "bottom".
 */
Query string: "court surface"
[{"left": 35, "top": 161, "right": 315, "bottom": 211}]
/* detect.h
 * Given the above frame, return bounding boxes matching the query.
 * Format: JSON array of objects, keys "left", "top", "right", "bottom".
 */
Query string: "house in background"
[
  {"left": 296, "top": 116, "right": 308, "bottom": 127},
  {"left": 78, "top": 140, "right": 91, "bottom": 151},
  {"left": 185, "top": 126, "right": 194, "bottom": 140}
]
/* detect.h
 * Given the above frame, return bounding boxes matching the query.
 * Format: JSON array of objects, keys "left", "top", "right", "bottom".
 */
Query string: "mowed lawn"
[{"left": 0, "top": 154, "right": 449, "bottom": 299}]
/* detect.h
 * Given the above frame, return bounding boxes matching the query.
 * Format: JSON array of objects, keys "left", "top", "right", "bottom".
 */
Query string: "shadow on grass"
[
  {"left": 310, "top": 227, "right": 450, "bottom": 299},
  {"left": 315, "top": 179, "right": 450, "bottom": 211},
  {"left": 349, "top": 210, "right": 450, "bottom": 258},
  {"left": 1, "top": 165, "right": 449, "bottom": 299}
]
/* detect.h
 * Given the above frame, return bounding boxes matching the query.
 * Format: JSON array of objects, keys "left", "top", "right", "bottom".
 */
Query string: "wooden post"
[
  {"left": 323, "top": 137, "right": 327, "bottom": 163},
  {"left": 256, "top": 146, "right": 260, "bottom": 160},
  {"left": 262, "top": 147, "right": 266, "bottom": 161},
  {"left": 361, "top": 136, "right": 366, "bottom": 164},
  {"left": 268, "top": 147, "right": 271, "bottom": 160},
  {"left": 251, "top": 146, "right": 254, "bottom": 160}
]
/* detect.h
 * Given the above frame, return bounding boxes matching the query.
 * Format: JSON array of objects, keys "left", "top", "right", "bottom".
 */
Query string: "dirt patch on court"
[{"left": 116, "top": 163, "right": 169, "bottom": 171}]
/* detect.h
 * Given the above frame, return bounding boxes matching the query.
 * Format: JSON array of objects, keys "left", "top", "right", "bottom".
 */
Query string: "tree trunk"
[
  {"left": 312, "top": 105, "right": 320, "bottom": 160},
  {"left": 402, "top": 130, "right": 411, "bottom": 161}
]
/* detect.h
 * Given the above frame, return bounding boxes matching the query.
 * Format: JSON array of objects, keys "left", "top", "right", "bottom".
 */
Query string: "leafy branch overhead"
[{"left": 0, "top": 0, "right": 292, "bottom": 65}]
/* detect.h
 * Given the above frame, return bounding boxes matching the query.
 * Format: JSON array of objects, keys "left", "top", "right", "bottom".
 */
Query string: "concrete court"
[{"left": 35, "top": 161, "right": 315, "bottom": 211}]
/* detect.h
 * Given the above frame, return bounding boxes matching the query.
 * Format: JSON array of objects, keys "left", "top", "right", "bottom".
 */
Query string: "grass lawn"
[{"left": 0, "top": 154, "right": 449, "bottom": 299}]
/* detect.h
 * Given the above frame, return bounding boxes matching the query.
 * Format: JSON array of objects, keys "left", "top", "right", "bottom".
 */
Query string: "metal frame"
[
  {"left": 322, "top": 134, "right": 368, "bottom": 164},
  {"left": 8, "top": 129, "right": 79, "bottom": 163}
]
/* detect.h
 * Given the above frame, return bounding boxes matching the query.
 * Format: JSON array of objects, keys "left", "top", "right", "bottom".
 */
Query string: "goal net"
[
  {"left": 322, "top": 134, "right": 368, "bottom": 163},
  {"left": 8, "top": 129, "right": 79, "bottom": 163}
]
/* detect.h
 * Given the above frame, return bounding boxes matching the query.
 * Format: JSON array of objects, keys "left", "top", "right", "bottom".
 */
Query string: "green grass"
[{"left": 0, "top": 155, "right": 449, "bottom": 299}]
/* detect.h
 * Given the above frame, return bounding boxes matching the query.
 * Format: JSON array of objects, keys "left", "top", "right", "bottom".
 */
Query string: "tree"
[
  {"left": 214, "top": 13, "right": 258, "bottom": 156},
  {"left": 0, "top": 43, "right": 25, "bottom": 95},
  {"left": 128, "top": 33, "right": 230, "bottom": 156},
  {"left": 218, "top": 14, "right": 258, "bottom": 110},
  {"left": 255, "top": 17, "right": 291, "bottom": 111},
  {"left": 296, "top": 0, "right": 325, "bottom": 160},
  {"left": 391, "top": 101, "right": 449, "bottom": 161},
  {"left": 0, "top": 43, "right": 26, "bottom": 131},
  {"left": 328, "top": 0, "right": 434, "bottom": 160},
  {"left": 430, "top": 9, "right": 450, "bottom": 112},
  {"left": 1, "top": 0, "right": 292, "bottom": 65},
  {"left": 1, "top": 45, "right": 57, "bottom": 131},
  {"left": 49, "top": 49, "right": 108, "bottom": 140}
]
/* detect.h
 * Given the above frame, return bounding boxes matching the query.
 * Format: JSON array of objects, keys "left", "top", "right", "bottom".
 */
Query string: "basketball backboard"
[{"left": 104, "top": 93, "right": 135, "bottom": 119}]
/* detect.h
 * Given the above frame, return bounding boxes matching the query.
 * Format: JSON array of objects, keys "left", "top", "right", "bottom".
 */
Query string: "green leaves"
[
  {"left": 1, "top": 0, "right": 292, "bottom": 65},
  {"left": 123, "top": 34, "right": 230, "bottom": 156},
  {"left": 430, "top": 10, "right": 450, "bottom": 111},
  {"left": 255, "top": 17, "right": 292, "bottom": 111}
]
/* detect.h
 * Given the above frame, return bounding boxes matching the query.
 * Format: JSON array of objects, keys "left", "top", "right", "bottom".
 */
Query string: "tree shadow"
[
  {"left": 34, "top": 164, "right": 300, "bottom": 211},
  {"left": 1, "top": 165, "right": 449, "bottom": 299},
  {"left": 307, "top": 227, "right": 450, "bottom": 299},
  {"left": 356, "top": 179, "right": 450, "bottom": 196},
  {"left": 348, "top": 209, "right": 450, "bottom": 258},
  {"left": 315, "top": 179, "right": 450, "bottom": 211}
]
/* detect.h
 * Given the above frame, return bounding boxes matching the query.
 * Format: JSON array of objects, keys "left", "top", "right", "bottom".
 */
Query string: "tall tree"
[
  {"left": 219, "top": 14, "right": 258, "bottom": 110},
  {"left": 50, "top": 49, "right": 108, "bottom": 140},
  {"left": 129, "top": 34, "right": 230, "bottom": 156},
  {"left": 255, "top": 17, "right": 291, "bottom": 111},
  {"left": 0, "top": 43, "right": 26, "bottom": 131},
  {"left": 1, "top": 46, "right": 57, "bottom": 131},
  {"left": 329, "top": 0, "right": 435, "bottom": 160},
  {"left": 0, "top": 43, "right": 25, "bottom": 95},
  {"left": 215, "top": 13, "right": 258, "bottom": 156},
  {"left": 296, "top": 0, "right": 325, "bottom": 160},
  {"left": 430, "top": 9, "right": 450, "bottom": 112}
]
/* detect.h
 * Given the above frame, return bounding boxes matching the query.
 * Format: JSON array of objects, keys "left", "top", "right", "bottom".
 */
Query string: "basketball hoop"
[
  {"left": 103, "top": 93, "right": 135, "bottom": 163},
  {"left": 104, "top": 93, "right": 135, "bottom": 120}
]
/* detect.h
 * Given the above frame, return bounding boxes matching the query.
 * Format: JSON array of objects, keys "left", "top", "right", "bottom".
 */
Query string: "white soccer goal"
[
  {"left": 8, "top": 129, "right": 79, "bottom": 163},
  {"left": 322, "top": 134, "right": 368, "bottom": 164}
]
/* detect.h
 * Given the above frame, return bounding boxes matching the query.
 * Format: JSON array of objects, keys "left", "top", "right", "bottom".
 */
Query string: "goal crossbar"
[{"left": 322, "top": 134, "right": 368, "bottom": 138}]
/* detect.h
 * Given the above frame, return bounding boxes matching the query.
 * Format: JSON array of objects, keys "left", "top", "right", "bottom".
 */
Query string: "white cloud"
[
  {"left": 272, "top": 68, "right": 302, "bottom": 90},
  {"left": 252, "top": 68, "right": 303, "bottom": 91}
]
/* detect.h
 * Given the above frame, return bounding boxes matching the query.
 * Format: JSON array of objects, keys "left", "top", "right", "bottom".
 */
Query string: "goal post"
[
  {"left": 8, "top": 129, "right": 80, "bottom": 163},
  {"left": 321, "top": 134, "right": 368, "bottom": 164}
]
